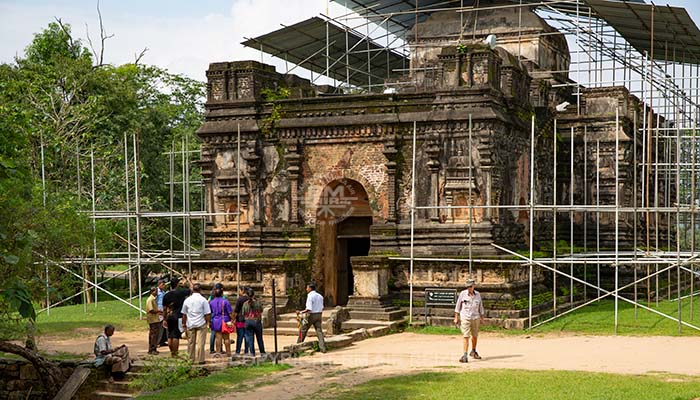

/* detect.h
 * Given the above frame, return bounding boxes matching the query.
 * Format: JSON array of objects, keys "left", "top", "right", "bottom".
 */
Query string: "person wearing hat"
[{"left": 454, "top": 278, "right": 485, "bottom": 363}]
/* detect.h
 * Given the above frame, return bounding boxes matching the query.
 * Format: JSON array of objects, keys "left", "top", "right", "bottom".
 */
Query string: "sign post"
[{"left": 424, "top": 288, "right": 458, "bottom": 325}]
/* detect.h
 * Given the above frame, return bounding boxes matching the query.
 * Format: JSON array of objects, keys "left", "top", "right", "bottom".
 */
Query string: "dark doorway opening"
[
  {"left": 316, "top": 179, "right": 372, "bottom": 306},
  {"left": 336, "top": 216, "right": 372, "bottom": 305}
]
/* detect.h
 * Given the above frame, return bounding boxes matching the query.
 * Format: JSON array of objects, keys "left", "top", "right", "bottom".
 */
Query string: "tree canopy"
[{"left": 0, "top": 20, "right": 205, "bottom": 345}]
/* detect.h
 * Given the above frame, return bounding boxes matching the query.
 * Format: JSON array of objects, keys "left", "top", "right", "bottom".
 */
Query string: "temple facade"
[{"left": 194, "top": 4, "right": 668, "bottom": 328}]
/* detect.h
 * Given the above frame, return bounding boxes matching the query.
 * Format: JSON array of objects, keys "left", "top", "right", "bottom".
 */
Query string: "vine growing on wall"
[
  {"left": 457, "top": 43, "right": 468, "bottom": 55},
  {"left": 260, "top": 87, "right": 290, "bottom": 138}
]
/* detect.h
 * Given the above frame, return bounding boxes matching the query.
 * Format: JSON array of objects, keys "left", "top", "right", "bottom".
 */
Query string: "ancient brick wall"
[{"left": 299, "top": 141, "right": 389, "bottom": 225}]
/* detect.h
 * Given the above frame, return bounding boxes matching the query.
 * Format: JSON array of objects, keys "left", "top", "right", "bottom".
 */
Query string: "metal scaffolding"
[
  {"left": 263, "top": 0, "right": 700, "bottom": 333},
  {"left": 39, "top": 0, "right": 700, "bottom": 336},
  {"left": 39, "top": 127, "right": 251, "bottom": 318}
]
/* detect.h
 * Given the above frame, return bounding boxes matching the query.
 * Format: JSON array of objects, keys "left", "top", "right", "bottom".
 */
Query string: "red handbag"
[{"left": 220, "top": 300, "right": 235, "bottom": 334}]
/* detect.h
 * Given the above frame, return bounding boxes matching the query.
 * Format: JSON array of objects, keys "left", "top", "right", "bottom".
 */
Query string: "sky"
[
  {"left": 0, "top": 0, "right": 344, "bottom": 82},
  {"left": 1, "top": 0, "right": 700, "bottom": 83}
]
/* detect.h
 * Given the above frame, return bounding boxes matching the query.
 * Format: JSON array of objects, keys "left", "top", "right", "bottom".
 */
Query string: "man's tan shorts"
[{"left": 460, "top": 318, "right": 480, "bottom": 338}]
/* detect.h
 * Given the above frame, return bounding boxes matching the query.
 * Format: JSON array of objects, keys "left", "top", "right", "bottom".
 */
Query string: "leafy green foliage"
[
  {"left": 260, "top": 87, "right": 290, "bottom": 137},
  {"left": 0, "top": 281, "right": 35, "bottom": 322},
  {"left": 0, "top": 20, "right": 205, "bottom": 342},
  {"left": 130, "top": 356, "right": 205, "bottom": 392}
]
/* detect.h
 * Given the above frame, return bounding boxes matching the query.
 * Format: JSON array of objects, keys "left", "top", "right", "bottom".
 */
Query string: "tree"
[{"left": 0, "top": 19, "right": 205, "bottom": 397}]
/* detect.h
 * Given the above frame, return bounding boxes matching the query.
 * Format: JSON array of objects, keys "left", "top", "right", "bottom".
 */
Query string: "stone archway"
[{"left": 314, "top": 179, "right": 372, "bottom": 306}]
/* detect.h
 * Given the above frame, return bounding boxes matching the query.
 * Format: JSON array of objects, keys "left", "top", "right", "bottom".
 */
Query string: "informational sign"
[{"left": 424, "top": 288, "right": 457, "bottom": 306}]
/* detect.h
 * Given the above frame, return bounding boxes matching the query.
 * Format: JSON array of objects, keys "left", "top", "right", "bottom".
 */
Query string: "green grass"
[
  {"left": 136, "top": 363, "right": 292, "bottom": 400},
  {"left": 36, "top": 298, "right": 146, "bottom": 338},
  {"left": 408, "top": 298, "right": 700, "bottom": 337},
  {"left": 527, "top": 297, "right": 700, "bottom": 336},
  {"left": 103, "top": 264, "right": 131, "bottom": 272},
  {"left": 323, "top": 369, "right": 700, "bottom": 400}
]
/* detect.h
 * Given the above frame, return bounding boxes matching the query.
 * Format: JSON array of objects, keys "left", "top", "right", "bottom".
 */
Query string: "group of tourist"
[
  {"left": 144, "top": 278, "right": 266, "bottom": 364},
  {"left": 95, "top": 278, "right": 338, "bottom": 381},
  {"left": 96, "top": 276, "right": 482, "bottom": 382}
]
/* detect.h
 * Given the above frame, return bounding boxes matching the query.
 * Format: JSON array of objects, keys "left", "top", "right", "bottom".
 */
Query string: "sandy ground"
[
  {"left": 38, "top": 329, "right": 299, "bottom": 358},
  {"left": 39, "top": 330, "right": 700, "bottom": 399}
]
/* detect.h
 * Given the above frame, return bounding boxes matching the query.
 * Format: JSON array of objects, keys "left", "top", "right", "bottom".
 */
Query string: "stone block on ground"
[
  {"left": 346, "top": 328, "right": 369, "bottom": 341},
  {"left": 367, "top": 326, "right": 391, "bottom": 337},
  {"left": 325, "top": 335, "right": 354, "bottom": 349}
]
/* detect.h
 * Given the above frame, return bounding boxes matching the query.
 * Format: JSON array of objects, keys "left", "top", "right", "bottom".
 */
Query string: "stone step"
[
  {"left": 340, "top": 319, "right": 402, "bottom": 332},
  {"left": 274, "top": 320, "right": 303, "bottom": 329},
  {"left": 128, "top": 362, "right": 145, "bottom": 373},
  {"left": 347, "top": 305, "right": 401, "bottom": 312},
  {"left": 348, "top": 309, "right": 406, "bottom": 321},
  {"left": 264, "top": 327, "right": 302, "bottom": 336},
  {"left": 93, "top": 391, "right": 134, "bottom": 400},
  {"left": 97, "top": 380, "right": 134, "bottom": 395},
  {"left": 278, "top": 311, "right": 334, "bottom": 319},
  {"left": 204, "top": 358, "right": 232, "bottom": 368}
]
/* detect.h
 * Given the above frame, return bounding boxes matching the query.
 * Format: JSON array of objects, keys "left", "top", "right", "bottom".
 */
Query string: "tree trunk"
[
  {"left": 0, "top": 340, "right": 63, "bottom": 397},
  {"left": 83, "top": 263, "right": 92, "bottom": 304}
]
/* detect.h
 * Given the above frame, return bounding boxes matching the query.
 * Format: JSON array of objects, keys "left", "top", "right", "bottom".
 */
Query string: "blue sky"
[{"left": 1, "top": 0, "right": 700, "bottom": 82}]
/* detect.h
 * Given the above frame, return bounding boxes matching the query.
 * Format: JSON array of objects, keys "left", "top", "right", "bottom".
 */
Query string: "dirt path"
[
  {"left": 38, "top": 329, "right": 299, "bottom": 359},
  {"left": 38, "top": 330, "right": 700, "bottom": 399},
  {"left": 214, "top": 332, "right": 700, "bottom": 400}
]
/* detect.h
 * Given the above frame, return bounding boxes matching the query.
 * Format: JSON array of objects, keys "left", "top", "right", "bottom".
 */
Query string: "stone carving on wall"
[
  {"left": 214, "top": 150, "right": 250, "bottom": 228},
  {"left": 444, "top": 148, "right": 481, "bottom": 223}
]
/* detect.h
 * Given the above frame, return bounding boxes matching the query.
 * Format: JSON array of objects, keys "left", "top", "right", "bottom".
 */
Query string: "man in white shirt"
[
  {"left": 296, "top": 283, "right": 327, "bottom": 353},
  {"left": 453, "top": 279, "right": 485, "bottom": 363},
  {"left": 181, "top": 283, "right": 211, "bottom": 364}
]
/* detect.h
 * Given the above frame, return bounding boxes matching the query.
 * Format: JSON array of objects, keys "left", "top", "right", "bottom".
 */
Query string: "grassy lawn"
[
  {"left": 324, "top": 369, "right": 700, "bottom": 400},
  {"left": 409, "top": 298, "right": 700, "bottom": 337},
  {"left": 36, "top": 298, "right": 146, "bottom": 338},
  {"left": 103, "top": 264, "right": 131, "bottom": 272},
  {"left": 136, "top": 363, "right": 291, "bottom": 400}
]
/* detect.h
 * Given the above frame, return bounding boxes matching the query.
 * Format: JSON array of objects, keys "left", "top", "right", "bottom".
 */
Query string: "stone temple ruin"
[{"left": 194, "top": 0, "right": 691, "bottom": 330}]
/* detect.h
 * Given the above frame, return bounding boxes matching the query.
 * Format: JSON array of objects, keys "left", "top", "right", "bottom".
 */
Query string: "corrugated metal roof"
[
  {"left": 336, "top": 0, "right": 463, "bottom": 37},
  {"left": 587, "top": 0, "right": 700, "bottom": 64},
  {"left": 331, "top": 0, "right": 600, "bottom": 37},
  {"left": 241, "top": 16, "right": 407, "bottom": 89}
]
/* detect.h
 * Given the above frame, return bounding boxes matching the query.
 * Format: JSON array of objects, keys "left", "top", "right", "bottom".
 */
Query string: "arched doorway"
[{"left": 315, "top": 179, "right": 372, "bottom": 306}]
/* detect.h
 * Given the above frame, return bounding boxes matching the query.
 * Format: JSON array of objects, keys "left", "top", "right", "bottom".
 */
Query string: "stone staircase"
[
  {"left": 342, "top": 303, "right": 405, "bottom": 331},
  {"left": 91, "top": 362, "right": 142, "bottom": 400},
  {"left": 265, "top": 312, "right": 325, "bottom": 337},
  {"left": 265, "top": 305, "right": 406, "bottom": 336},
  {"left": 90, "top": 355, "right": 237, "bottom": 399}
]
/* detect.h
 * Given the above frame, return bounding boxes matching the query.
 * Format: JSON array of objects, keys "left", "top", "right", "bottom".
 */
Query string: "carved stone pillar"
[
  {"left": 284, "top": 138, "right": 302, "bottom": 224},
  {"left": 382, "top": 134, "right": 398, "bottom": 223},
  {"left": 484, "top": 169, "right": 493, "bottom": 220},
  {"left": 426, "top": 135, "right": 441, "bottom": 223},
  {"left": 243, "top": 139, "right": 261, "bottom": 226}
]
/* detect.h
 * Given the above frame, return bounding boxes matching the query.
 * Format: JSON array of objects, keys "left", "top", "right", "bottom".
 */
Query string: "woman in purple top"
[{"left": 209, "top": 284, "right": 233, "bottom": 356}]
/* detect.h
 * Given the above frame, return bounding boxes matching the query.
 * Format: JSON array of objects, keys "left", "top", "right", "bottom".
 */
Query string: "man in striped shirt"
[{"left": 454, "top": 279, "right": 485, "bottom": 363}]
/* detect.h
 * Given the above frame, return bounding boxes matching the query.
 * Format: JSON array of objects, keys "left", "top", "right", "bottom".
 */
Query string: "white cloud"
[{"left": 0, "top": 0, "right": 328, "bottom": 82}]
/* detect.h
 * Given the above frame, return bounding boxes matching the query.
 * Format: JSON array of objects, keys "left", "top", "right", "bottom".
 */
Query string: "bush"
[{"left": 130, "top": 356, "right": 206, "bottom": 392}]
